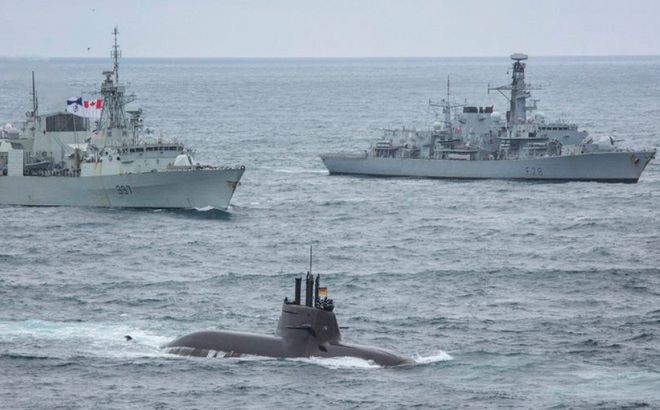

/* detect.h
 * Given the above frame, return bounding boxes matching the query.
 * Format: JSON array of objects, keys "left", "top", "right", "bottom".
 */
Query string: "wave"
[
  {"left": 0, "top": 320, "right": 171, "bottom": 359},
  {"left": 413, "top": 350, "right": 453, "bottom": 364}
]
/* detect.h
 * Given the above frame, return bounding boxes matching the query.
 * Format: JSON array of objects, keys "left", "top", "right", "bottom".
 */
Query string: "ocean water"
[{"left": 1, "top": 55, "right": 659, "bottom": 409}]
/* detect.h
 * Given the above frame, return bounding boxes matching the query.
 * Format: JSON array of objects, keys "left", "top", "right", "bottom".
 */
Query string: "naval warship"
[
  {"left": 321, "top": 54, "right": 655, "bottom": 183},
  {"left": 0, "top": 28, "right": 244, "bottom": 209}
]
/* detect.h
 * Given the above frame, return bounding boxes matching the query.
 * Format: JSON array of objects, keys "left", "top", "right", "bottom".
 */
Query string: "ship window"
[
  {"left": 135, "top": 147, "right": 144, "bottom": 152},
  {"left": 146, "top": 147, "right": 154, "bottom": 151},
  {"left": 45, "top": 113, "right": 88, "bottom": 132}
]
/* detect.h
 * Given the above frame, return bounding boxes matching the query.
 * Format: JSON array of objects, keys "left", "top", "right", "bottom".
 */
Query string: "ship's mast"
[
  {"left": 111, "top": 26, "right": 121, "bottom": 84},
  {"left": 31, "top": 71, "right": 38, "bottom": 117},
  {"left": 508, "top": 53, "right": 529, "bottom": 123},
  {"left": 444, "top": 77, "right": 451, "bottom": 125},
  {"left": 429, "top": 76, "right": 459, "bottom": 132},
  {"left": 488, "top": 53, "right": 538, "bottom": 126},
  {"left": 98, "top": 26, "right": 128, "bottom": 140}
]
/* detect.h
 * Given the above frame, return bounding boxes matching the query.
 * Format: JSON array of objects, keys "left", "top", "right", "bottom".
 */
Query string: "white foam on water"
[
  {"left": 413, "top": 350, "right": 453, "bottom": 364},
  {"left": 0, "top": 319, "right": 172, "bottom": 359},
  {"left": 295, "top": 355, "right": 381, "bottom": 369}
]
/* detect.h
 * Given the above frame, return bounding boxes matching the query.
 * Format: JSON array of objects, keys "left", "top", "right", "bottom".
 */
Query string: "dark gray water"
[{"left": 1, "top": 55, "right": 659, "bottom": 409}]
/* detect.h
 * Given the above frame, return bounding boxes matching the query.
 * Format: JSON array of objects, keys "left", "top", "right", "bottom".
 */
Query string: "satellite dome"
[{"left": 534, "top": 112, "right": 546, "bottom": 123}]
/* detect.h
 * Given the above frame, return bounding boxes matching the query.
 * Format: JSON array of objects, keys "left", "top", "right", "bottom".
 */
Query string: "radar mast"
[
  {"left": 111, "top": 26, "right": 121, "bottom": 84},
  {"left": 488, "top": 53, "right": 541, "bottom": 125}
]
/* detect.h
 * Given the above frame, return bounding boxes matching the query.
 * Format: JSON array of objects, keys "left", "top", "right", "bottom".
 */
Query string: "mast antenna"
[
  {"left": 111, "top": 26, "right": 121, "bottom": 83},
  {"left": 31, "top": 71, "right": 38, "bottom": 117},
  {"left": 309, "top": 245, "right": 313, "bottom": 276},
  {"left": 446, "top": 76, "right": 450, "bottom": 102}
]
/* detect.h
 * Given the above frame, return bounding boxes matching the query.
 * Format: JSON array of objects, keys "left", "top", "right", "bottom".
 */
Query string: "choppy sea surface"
[{"left": 1, "top": 55, "right": 659, "bottom": 409}]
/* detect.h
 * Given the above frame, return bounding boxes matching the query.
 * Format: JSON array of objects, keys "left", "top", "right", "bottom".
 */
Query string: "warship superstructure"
[
  {"left": 321, "top": 54, "right": 655, "bottom": 183},
  {"left": 0, "top": 28, "right": 244, "bottom": 209}
]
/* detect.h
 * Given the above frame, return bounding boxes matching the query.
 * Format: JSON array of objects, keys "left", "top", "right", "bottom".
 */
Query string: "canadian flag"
[{"left": 67, "top": 97, "right": 102, "bottom": 119}]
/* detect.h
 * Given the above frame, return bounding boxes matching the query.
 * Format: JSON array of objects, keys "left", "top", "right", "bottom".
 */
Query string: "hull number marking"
[
  {"left": 525, "top": 167, "right": 543, "bottom": 176},
  {"left": 116, "top": 185, "right": 133, "bottom": 195}
]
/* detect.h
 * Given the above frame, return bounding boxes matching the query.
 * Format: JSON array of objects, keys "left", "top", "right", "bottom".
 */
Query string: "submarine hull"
[
  {"left": 164, "top": 330, "right": 285, "bottom": 358},
  {"left": 320, "top": 343, "right": 414, "bottom": 366},
  {"left": 164, "top": 329, "right": 413, "bottom": 366},
  {"left": 164, "top": 274, "right": 414, "bottom": 367}
]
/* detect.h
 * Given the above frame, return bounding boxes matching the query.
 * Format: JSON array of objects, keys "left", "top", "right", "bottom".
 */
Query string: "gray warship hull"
[
  {"left": 321, "top": 150, "right": 656, "bottom": 183},
  {"left": 0, "top": 167, "right": 244, "bottom": 209},
  {"left": 1, "top": 28, "right": 245, "bottom": 210},
  {"left": 321, "top": 54, "right": 656, "bottom": 183}
]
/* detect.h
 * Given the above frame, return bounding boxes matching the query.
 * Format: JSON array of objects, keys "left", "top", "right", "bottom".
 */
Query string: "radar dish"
[{"left": 510, "top": 53, "right": 528, "bottom": 61}]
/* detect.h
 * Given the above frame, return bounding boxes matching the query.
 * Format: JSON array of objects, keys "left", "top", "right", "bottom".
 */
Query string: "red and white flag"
[{"left": 66, "top": 97, "right": 102, "bottom": 119}]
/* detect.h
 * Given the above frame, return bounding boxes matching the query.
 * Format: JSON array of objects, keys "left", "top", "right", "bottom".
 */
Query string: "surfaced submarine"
[{"left": 164, "top": 272, "right": 414, "bottom": 367}]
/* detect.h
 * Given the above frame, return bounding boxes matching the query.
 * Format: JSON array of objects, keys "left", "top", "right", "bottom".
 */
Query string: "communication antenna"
[
  {"left": 111, "top": 26, "right": 122, "bottom": 83},
  {"left": 31, "top": 71, "right": 38, "bottom": 117},
  {"left": 308, "top": 245, "right": 313, "bottom": 276}
]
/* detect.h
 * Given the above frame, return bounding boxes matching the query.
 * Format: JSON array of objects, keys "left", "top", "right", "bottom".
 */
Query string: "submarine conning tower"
[{"left": 276, "top": 273, "right": 342, "bottom": 346}]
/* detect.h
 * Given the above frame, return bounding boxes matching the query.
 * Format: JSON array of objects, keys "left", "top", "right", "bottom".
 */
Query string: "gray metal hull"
[
  {"left": 164, "top": 302, "right": 414, "bottom": 367},
  {"left": 0, "top": 168, "right": 245, "bottom": 209},
  {"left": 321, "top": 151, "right": 656, "bottom": 183},
  {"left": 164, "top": 330, "right": 414, "bottom": 367}
]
